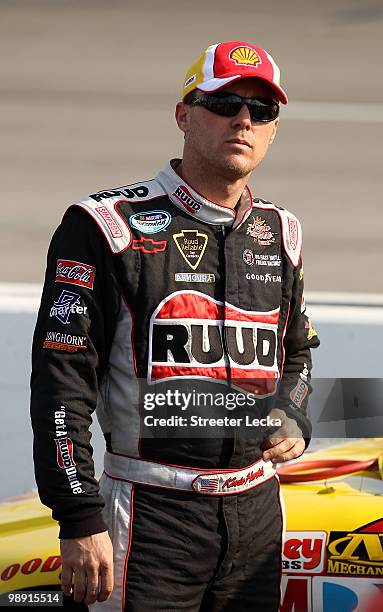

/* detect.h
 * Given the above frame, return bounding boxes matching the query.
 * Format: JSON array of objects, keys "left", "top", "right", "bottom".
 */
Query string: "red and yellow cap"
[{"left": 182, "top": 41, "right": 288, "bottom": 104}]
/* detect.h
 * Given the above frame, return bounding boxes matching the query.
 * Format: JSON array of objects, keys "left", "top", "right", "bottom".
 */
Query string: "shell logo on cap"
[{"left": 229, "top": 46, "right": 262, "bottom": 67}]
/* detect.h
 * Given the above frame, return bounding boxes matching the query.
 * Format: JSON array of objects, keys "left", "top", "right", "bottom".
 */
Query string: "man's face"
[{"left": 176, "top": 78, "right": 280, "bottom": 180}]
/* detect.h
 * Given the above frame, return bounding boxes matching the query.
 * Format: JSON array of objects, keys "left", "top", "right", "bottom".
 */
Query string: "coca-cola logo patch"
[{"left": 55, "top": 259, "right": 96, "bottom": 290}]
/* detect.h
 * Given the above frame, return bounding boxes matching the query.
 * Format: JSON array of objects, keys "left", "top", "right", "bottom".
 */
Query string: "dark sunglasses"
[{"left": 186, "top": 91, "right": 279, "bottom": 123}]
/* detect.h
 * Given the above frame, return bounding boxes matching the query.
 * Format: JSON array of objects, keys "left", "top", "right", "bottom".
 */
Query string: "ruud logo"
[
  {"left": 290, "top": 379, "right": 309, "bottom": 408},
  {"left": 55, "top": 437, "right": 76, "bottom": 469},
  {"left": 148, "top": 291, "right": 280, "bottom": 391},
  {"left": 173, "top": 229, "right": 208, "bottom": 270},
  {"left": 173, "top": 185, "right": 201, "bottom": 214},
  {"left": 90, "top": 185, "right": 149, "bottom": 203}
]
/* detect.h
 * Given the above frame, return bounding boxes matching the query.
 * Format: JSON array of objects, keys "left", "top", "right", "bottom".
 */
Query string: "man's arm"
[
  {"left": 30, "top": 207, "right": 119, "bottom": 602},
  {"left": 263, "top": 257, "right": 320, "bottom": 463}
]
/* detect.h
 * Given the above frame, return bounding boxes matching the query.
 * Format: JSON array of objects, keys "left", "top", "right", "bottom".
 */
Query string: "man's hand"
[
  {"left": 262, "top": 436, "right": 305, "bottom": 463},
  {"left": 60, "top": 531, "right": 114, "bottom": 605},
  {"left": 262, "top": 408, "right": 306, "bottom": 463}
]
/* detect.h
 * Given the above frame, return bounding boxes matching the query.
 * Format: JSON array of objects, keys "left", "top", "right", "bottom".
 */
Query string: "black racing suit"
[{"left": 30, "top": 160, "right": 319, "bottom": 611}]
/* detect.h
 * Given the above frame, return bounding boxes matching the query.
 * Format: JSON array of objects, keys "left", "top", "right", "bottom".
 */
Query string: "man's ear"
[
  {"left": 269, "top": 118, "right": 279, "bottom": 145},
  {"left": 175, "top": 102, "right": 191, "bottom": 134}
]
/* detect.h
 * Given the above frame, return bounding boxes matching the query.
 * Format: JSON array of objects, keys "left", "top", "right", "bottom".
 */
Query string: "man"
[{"left": 31, "top": 40, "right": 319, "bottom": 611}]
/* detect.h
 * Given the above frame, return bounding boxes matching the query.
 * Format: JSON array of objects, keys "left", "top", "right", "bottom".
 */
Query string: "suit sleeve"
[
  {"left": 275, "top": 257, "right": 320, "bottom": 441},
  {"left": 30, "top": 207, "right": 120, "bottom": 539}
]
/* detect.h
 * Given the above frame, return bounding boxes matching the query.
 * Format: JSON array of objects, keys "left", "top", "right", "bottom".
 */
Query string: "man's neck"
[{"left": 176, "top": 160, "right": 249, "bottom": 210}]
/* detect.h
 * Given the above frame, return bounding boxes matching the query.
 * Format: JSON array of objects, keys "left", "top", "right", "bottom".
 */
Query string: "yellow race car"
[
  {"left": 278, "top": 438, "right": 383, "bottom": 611},
  {"left": 1, "top": 439, "right": 382, "bottom": 611}
]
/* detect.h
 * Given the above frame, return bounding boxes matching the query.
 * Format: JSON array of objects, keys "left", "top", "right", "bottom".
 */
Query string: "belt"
[{"left": 104, "top": 451, "right": 276, "bottom": 496}]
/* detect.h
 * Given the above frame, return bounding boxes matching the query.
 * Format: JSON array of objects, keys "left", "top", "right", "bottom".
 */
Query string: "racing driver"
[{"left": 30, "top": 40, "right": 320, "bottom": 611}]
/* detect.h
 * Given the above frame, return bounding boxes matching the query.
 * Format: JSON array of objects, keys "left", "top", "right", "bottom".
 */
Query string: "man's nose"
[{"left": 230, "top": 103, "right": 252, "bottom": 128}]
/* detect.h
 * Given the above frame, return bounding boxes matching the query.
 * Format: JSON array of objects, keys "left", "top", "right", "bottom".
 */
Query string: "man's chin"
[{"left": 219, "top": 157, "right": 255, "bottom": 180}]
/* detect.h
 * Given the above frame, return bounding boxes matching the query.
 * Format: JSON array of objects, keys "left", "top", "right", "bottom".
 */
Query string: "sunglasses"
[{"left": 186, "top": 91, "right": 279, "bottom": 123}]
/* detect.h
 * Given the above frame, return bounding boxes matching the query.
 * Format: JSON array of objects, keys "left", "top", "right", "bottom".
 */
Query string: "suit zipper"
[{"left": 221, "top": 225, "right": 230, "bottom": 379}]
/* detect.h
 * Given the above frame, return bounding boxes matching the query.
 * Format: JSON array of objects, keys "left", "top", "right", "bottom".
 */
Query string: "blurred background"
[
  {"left": 0, "top": 0, "right": 382, "bottom": 499},
  {"left": 1, "top": 0, "right": 383, "bottom": 288}
]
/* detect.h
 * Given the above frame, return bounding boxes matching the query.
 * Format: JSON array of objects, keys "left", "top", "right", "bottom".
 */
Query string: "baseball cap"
[{"left": 182, "top": 41, "right": 288, "bottom": 104}]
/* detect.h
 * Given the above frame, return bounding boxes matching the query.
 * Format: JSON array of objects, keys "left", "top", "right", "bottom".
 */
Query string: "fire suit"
[{"left": 30, "top": 159, "right": 320, "bottom": 611}]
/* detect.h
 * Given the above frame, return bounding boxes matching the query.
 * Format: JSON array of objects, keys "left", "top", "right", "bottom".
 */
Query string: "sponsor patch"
[
  {"left": 253, "top": 253, "right": 281, "bottom": 267},
  {"left": 283, "top": 531, "right": 327, "bottom": 574},
  {"left": 149, "top": 291, "right": 280, "bottom": 391},
  {"left": 173, "top": 229, "right": 208, "bottom": 270},
  {"left": 229, "top": 46, "right": 262, "bottom": 67},
  {"left": 247, "top": 215, "right": 276, "bottom": 246},
  {"left": 245, "top": 272, "right": 281, "bottom": 283},
  {"left": 175, "top": 272, "right": 215, "bottom": 283},
  {"left": 327, "top": 519, "right": 383, "bottom": 577},
  {"left": 290, "top": 379, "right": 309, "bottom": 408},
  {"left": 55, "top": 259, "right": 96, "bottom": 289},
  {"left": 90, "top": 185, "right": 149, "bottom": 203},
  {"left": 132, "top": 237, "right": 167, "bottom": 253},
  {"left": 55, "top": 437, "right": 76, "bottom": 469},
  {"left": 95, "top": 206, "right": 123, "bottom": 238},
  {"left": 129, "top": 210, "right": 171, "bottom": 234},
  {"left": 49, "top": 290, "right": 87, "bottom": 325},
  {"left": 43, "top": 331, "right": 88, "bottom": 353},
  {"left": 288, "top": 218, "right": 299, "bottom": 251},
  {"left": 243, "top": 249, "right": 255, "bottom": 266},
  {"left": 173, "top": 185, "right": 201, "bottom": 214},
  {"left": 54, "top": 406, "right": 83, "bottom": 494}
]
